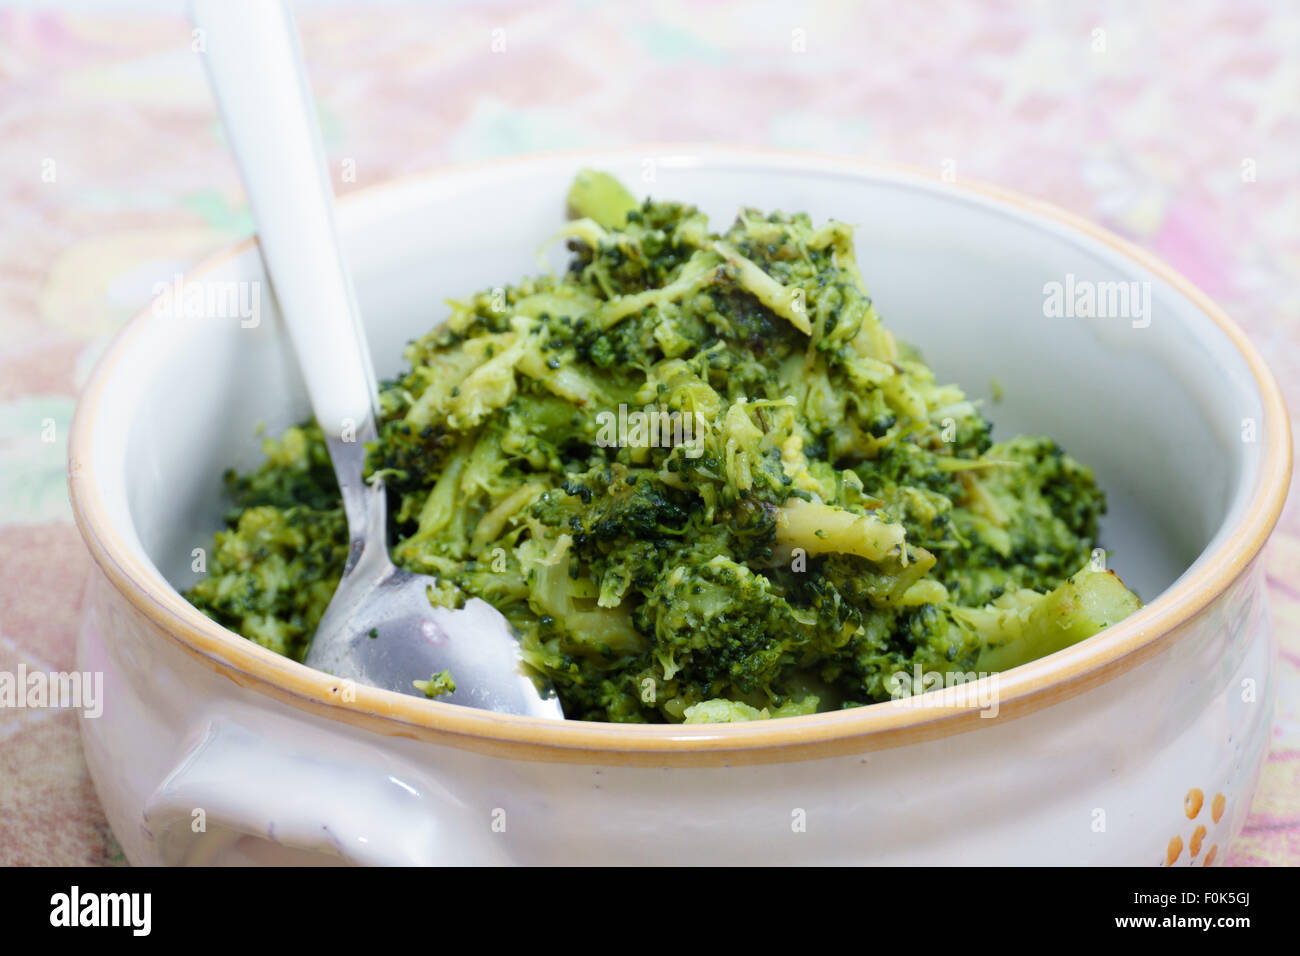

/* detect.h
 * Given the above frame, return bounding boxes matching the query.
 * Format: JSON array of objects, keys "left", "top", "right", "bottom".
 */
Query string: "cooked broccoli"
[
  {"left": 186, "top": 424, "right": 347, "bottom": 661},
  {"left": 413, "top": 670, "right": 457, "bottom": 699},
  {"left": 186, "top": 169, "right": 1141, "bottom": 722}
]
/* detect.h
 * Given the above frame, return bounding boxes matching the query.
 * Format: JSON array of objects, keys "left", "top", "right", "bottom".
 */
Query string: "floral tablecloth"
[{"left": 0, "top": 0, "right": 1295, "bottom": 865}]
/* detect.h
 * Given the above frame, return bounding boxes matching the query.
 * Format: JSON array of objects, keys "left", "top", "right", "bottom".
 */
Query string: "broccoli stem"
[
  {"left": 566, "top": 169, "right": 639, "bottom": 229},
  {"left": 972, "top": 568, "right": 1142, "bottom": 672}
]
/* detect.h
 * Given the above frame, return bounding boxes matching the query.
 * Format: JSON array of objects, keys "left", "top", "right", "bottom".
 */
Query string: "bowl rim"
[{"left": 68, "top": 145, "right": 1292, "bottom": 766}]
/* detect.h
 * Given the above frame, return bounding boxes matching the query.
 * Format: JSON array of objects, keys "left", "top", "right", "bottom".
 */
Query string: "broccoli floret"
[
  {"left": 942, "top": 436, "right": 1107, "bottom": 605},
  {"left": 186, "top": 505, "right": 347, "bottom": 661},
  {"left": 223, "top": 423, "right": 340, "bottom": 517},
  {"left": 637, "top": 556, "right": 804, "bottom": 700}
]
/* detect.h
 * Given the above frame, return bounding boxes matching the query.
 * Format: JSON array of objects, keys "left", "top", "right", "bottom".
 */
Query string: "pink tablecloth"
[{"left": 0, "top": 0, "right": 1295, "bottom": 865}]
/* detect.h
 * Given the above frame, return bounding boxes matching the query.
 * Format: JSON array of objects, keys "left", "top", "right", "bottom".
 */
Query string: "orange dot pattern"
[{"left": 1168, "top": 787, "right": 1226, "bottom": 866}]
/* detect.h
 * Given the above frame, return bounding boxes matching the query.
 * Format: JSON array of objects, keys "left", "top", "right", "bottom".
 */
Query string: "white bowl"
[{"left": 70, "top": 147, "right": 1291, "bottom": 865}]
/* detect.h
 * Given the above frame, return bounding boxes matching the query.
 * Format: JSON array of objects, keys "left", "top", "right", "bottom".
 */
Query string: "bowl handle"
[{"left": 142, "top": 718, "right": 452, "bottom": 865}]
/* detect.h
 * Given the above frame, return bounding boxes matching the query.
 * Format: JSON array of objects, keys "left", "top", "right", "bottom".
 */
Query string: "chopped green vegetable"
[
  {"left": 187, "top": 170, "right": 1141, "bottom": 722},
  {"left": 566, "top": 168, "right": 639, "bottom": 229},
  {"left": 970, "top": 568, "right": 1142, "bottom": 672},
  {"left": 413, "top": 670, "right": 457, "bottom": 699}
]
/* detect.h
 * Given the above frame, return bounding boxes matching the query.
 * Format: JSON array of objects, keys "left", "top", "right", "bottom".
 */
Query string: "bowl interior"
[{"left": 94, "top": 151, "right": 1265, "bottom": 638}]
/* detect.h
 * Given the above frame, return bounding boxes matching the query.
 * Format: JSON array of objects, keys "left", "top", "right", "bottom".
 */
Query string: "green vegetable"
[
  {"left": 186, "top": 425, "right": 346, "bottom": 660},
  {"left": 186, "top": 170, "right": 1141, "bottom": 722},
  {"left": 413, "top": 670, "right": 457, "bottom": 699},
  {"left": 970, "top": 568, "right": 1142, "bottom": 672},
  {"left": 566, "top": 169, "right": 639, "bottom": 229}
]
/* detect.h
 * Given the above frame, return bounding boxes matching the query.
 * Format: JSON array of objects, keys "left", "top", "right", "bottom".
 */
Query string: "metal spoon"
[{"left": 192, "top": 0, "right": 563, "bottom": 718}]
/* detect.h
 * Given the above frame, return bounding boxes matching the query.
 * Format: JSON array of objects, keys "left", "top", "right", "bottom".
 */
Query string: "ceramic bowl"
[{"left": 69, "top": 148, "right": 1291, "bottom": 865}]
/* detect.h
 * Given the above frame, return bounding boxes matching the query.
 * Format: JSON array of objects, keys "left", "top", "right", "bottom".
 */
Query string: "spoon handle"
[{"left": 191, "top": 0, "right": 377, "bottom": 440}]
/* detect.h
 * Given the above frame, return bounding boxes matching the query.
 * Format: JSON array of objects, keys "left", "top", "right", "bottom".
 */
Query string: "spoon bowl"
[{"left": 304, "top": 431, "right": 562, "bottom": 717}]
